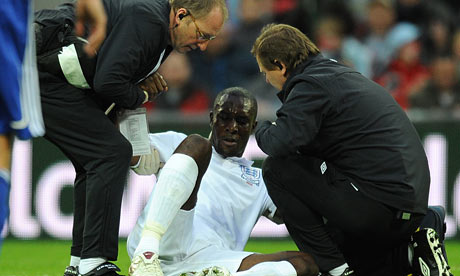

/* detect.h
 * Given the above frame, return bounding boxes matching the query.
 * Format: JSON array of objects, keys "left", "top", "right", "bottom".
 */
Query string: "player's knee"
[
  {"left": 290, "top": 252, "right": 319, "bottom": 276},
  {"left": 176, "top": 134, "right": 212, "bottom": 171}
]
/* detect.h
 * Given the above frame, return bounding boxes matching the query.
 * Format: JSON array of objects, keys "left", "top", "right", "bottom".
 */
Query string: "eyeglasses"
[{"left": 188, "top": 12, "right": 216, "bottom": 41}]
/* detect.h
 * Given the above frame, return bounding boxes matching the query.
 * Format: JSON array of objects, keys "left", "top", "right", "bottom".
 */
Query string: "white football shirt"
[{"left": 130, "top": 131, "right": 277, "bottom": 256}]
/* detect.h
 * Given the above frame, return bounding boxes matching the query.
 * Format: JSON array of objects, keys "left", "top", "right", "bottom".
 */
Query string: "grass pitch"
[{"left": 0, "top": 238, "right": 459, "bottom": 276}]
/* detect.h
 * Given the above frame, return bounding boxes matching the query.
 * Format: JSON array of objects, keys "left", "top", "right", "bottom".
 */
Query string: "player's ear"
[
  {"left": 251, "top": 120, "right": 258, "bottom": 134},
  {"left": 209, "top": 111, "right": 214, "bottom": 127},
  {"left": 208, "top": 111, "right": 214, "bottom": 140}
]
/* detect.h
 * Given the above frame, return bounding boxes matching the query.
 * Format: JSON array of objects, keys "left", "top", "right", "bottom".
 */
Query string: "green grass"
[{"left": 0, "top": 238, "right": 459, "bottom": 276}]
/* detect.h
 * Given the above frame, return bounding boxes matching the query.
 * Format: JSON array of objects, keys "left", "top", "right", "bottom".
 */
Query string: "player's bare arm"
[{"left": 75, "top": 0, "right": 107, "bottom": 56}]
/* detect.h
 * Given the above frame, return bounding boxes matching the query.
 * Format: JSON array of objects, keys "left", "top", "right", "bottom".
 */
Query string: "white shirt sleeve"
[
  {"left": 148, "top": 131, "right": 187, "bottom": 162},
  {"left": 260, "top": 178, "right": 280, "bottom": 223}
]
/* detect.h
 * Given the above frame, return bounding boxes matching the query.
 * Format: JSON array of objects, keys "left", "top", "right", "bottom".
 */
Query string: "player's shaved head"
[
  {"left": 213, "top": 87, "right": 257, "bottom": 121},
  {"left": 210, "top": 87, "right": 258, "bottom": 157}
]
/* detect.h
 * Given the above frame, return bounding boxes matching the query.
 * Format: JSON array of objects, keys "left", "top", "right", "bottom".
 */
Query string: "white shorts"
[{"left": 127, "top": 209, "right": 255, "bottom": 276}]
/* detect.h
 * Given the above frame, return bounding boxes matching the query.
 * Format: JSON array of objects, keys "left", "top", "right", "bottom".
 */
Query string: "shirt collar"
[{"left": 212, "top": 147, "right": 254, "bottom": 167}]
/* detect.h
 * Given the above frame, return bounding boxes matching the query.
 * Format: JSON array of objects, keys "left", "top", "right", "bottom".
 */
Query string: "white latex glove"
[{"left": 131, "top": 147, "right": 162, "bottom": 175}]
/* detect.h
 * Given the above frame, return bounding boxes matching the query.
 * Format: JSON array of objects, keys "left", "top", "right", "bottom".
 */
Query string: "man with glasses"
[
  {"left": 1, "top": 0, "right": 106, "bottom": 257},
  {"left": 34, "top": 1, "right": 227, "bottom": 276},
  {"left": 188, "top": 12, "right": 217, "bottom": 41}
]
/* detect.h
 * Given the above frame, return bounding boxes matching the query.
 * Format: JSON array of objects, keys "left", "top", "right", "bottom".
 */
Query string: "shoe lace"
[{"left": 130, "top": 255, "right": 162, "bottom": 275}]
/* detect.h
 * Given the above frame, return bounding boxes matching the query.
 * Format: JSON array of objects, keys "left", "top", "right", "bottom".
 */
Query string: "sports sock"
[
  {"left": 133, "top": 236, "right": 160, "bottom": 258},
  {"left": 78, "top": 257, "right": 106, "bottom": 275},
  {"left": 70, "top": 255, "right": 81, "bottom": 267},
  {"left": 328, "top": 263, "right": 348, "bottom": 276},
  {"left": 133, "top": 153, "right": 198, "bottom": 257},
  {"left": 0, "top": 169, "right": 11, "bottom": 247},
  {"left": 235, "top": 261, "right": 297, "bottom": 276}
]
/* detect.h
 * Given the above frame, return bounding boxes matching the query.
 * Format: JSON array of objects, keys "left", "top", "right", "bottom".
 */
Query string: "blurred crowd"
[{"left": 146, "top": 0, "right": 460, "bottom": 120}]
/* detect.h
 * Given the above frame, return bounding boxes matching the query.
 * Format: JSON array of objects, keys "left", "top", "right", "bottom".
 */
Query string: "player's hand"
[
  {"left": 139, "top": 72, "right": 168, "bottom": 102},
  {"left": 75, "top": 0, "right": 107, "bottom": 57},
  {"left": 131, "top": 147, "right": 164, "bottom": 175}
]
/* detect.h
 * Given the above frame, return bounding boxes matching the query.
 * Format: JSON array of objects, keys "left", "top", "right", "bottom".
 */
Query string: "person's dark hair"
[
  {"left": 251, "top": 23, "right": 320, "bottom": 74},
  {"left": 170, "top": 0, "right": 228, "bottom": 22},
  {"left": 214, "top": 87, "right": 258, "bottom": 118}
]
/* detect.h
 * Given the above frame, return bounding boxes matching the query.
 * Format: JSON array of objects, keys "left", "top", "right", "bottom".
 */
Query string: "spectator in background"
[
  {"left": 151, "top": 52, "right": 210, "bottom": 114},
  {"left": 189, "top": 0, "right": 281, "bottom": 114},
  {"left": 228, "top": 0, "right": 281, "bottom": 115},
  {"left": 272, "top": 0, "right": 311, "bottom": 35},
  {"left": 419, "top": 3, "right": 455, "bottom": 64},
  {"left": 451, "top": 29, "right": 460, "bottom": 79},
  {"left": 226, "top": 0, "right": 273, "bottom": 91},
  {"left": 363, "top": 0, "right": 398, "bottom": 78},
  {"left": 315, "top": 16, "right": 373, "bottom": 78},
  {"left": 395, "top": 0, "right": 428, "bottom": 27},
  {"left": 409, "top": 56, "right": 460, "bottom": 115},
  {"left": 361, "top": 0, "right": 428, "bottom": 80},
  {"left": 375, "top": 23, "right": 430, "bottom": 110},
  {"left": 315, "top": 17, "right": 345, "bottom": 62},
  {"left": 189, "top": 0, "right": 275, "bottom": 99},
  {"left": 346, "top": 0, "right": 373, "bottom": 36},
  {"left": 188, "top": 25, "right": 235, "bottom": 98}
]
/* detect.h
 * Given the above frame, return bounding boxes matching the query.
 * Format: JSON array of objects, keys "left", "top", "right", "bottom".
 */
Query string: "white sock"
[
  {"left": 133, "top": 153, "right": 198, "bottom": 257},
  {"left": 235, "top": 261, "right": 297, "bottom": 276},
  {"left": 79, "top": 257, "right": 106, "bottom": 275},
  {"left": 328, "top": 263, "right": 348, "bottom": 276},
  {"left": 69, "top": 255, "right": 81, "bottom": 267},
  {"left": 133, "top": 236, "right": 160, "bottom": 258}
]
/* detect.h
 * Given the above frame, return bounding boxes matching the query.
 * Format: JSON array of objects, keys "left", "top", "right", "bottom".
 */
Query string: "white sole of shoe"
[{"left": 417, "top": 228, "right": 451, "bottom": 276}]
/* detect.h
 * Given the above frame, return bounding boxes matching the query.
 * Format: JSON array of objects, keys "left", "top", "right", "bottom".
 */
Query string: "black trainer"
[
  {"left": 78, "top": 262, "right": 123, "bottom": 276},
  {"left": 322, "top": 267, "right": 355, "bottom": 276},
  {"left": 64, "top": 266, "right": 78, "bottom": 276},
  {"left": 419, "top": 205, "right": 449, "bottom": 262},
  {"left": 411, "top": 228, "right": 452, "bottom": 276}
]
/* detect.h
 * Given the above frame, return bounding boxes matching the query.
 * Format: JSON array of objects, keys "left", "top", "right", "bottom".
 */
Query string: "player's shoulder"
[{"left": 148, "top": 131, "right": 187, "bottom": 142}]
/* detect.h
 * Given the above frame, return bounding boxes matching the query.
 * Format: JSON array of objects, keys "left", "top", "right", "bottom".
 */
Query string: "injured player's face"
[{"left": 211, "top": 94, "right": 256, "bottom": 157}]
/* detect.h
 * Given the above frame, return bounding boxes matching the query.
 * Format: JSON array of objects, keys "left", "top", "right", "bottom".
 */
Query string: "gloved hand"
[{"left": 131, "top": 147, "right": 162, "bottom": 175}]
